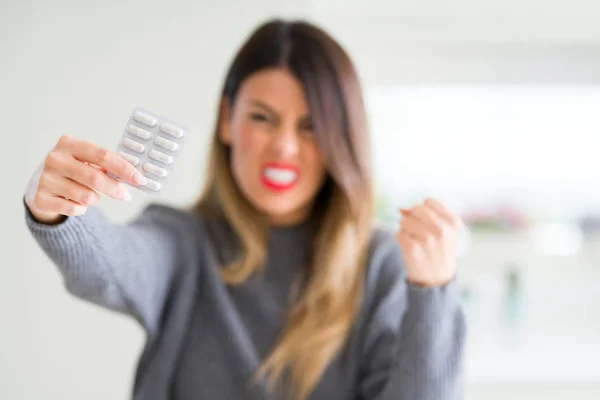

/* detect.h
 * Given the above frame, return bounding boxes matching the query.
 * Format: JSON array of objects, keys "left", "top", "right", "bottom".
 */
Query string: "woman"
[{"left": 23, "top": 19, "right": 466, "bottom": 400}]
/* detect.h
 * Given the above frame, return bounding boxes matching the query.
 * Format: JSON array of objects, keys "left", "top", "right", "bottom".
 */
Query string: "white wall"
[
  {"left": 2, "top": 1, "right": 599, "bottom": 399},
  {"left": 1, "top": 1, "right": 310, "bottom": 399}
]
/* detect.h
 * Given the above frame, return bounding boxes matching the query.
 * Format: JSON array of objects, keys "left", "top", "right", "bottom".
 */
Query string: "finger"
[
  {"left": 40, "top": 173, "right": 101, "bottom": 206},
  {"left": 410, "top": 205, "right": 446, "bottom": 235},
  {"left": 84, "top": 161, "right": 107, "bottom": 173},
  {"left": 424, "top": 198, "right": 461, "bottom": 227},
  {"left": 396, "top": 231, "right": 415, "bottom": 257},
  {"left": 68, "top": 138, "right": 146, "bottom": 186},
  {"left": 396, "top": 230, "right": 414, "bottom": 247},
  {"left": 34, "top": 192, "right": 88, "bottom": 217},
  {"left": 400, "top": 216, "right": 430, "bottom": 242},
  {"left": 60, "top": 157, "right": 131, "bottom": 200},
  {"left": 397, "top": 231, "right": 427, "bottom": 276}
]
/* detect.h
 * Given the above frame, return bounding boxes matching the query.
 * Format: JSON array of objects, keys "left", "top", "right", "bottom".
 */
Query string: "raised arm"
[{"left": 23, "top": 135, "right": 192, "bottom": 334}]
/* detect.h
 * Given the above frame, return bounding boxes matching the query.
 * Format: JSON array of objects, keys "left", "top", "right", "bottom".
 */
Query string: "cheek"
[
  {"left": 230, "top": 120, "right": 268, "bottom": 177},
  {"left": 232, "top": 119, "right": 258, "bottom": 153},
  {"left": 301, "top": 143, "right": 327, "bottom": 187}
]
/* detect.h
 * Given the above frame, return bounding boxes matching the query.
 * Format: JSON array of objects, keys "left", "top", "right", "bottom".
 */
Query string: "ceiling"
[{"left": 280, "top": 0, "right": 600, "bottom": 83}]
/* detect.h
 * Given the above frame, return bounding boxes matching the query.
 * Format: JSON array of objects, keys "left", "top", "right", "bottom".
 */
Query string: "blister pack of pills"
[{"left": 110, "top": 107, "right": 188, "bottom": 194}]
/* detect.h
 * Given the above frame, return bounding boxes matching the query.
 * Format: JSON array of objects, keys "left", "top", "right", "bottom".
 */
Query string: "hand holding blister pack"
[{"left": 110, "top": 107, "right": 188, "bottom": 194}]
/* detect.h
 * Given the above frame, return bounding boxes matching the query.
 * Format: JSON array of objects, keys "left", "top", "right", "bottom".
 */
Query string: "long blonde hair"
[{"left": 193, "top": 19, "right": 374, "bottom": 400}]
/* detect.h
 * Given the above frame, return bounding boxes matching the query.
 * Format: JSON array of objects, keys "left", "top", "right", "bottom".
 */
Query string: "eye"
[
  {"left": 299, "top": 120, "right": 315, "bottom": 135},
  {"left": 250, "top": 112, "right": 270, "bottom": 123}
]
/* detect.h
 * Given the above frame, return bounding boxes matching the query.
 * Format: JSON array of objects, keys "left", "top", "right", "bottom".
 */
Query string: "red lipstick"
[{"left": 261, "top": 162, "right": 300, "bottom": 192}]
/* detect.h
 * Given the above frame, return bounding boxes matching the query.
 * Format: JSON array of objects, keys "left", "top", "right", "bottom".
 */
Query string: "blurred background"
[{"left": 2, "top": 0, "right": 599, "bottom": 399}]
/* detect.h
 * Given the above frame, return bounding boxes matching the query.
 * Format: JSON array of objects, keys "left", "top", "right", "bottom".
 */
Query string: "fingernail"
[
  {"left": 117, "top": 184, "right": 132, "bottom": 201},
  {"left": 134, "top": 172, "right": 147, "bottom": 186}
]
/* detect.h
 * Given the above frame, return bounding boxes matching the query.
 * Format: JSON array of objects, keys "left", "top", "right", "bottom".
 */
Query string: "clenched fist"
[{"left": 396, "top": 198, "right": 463, "bottom": 288}]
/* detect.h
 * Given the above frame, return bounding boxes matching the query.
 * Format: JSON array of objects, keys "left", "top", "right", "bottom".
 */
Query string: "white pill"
[
  {"left": 132, "top": 111, "right": 157, "bottom": 127},
  {"left": 149, "top": 149, "right": 173, "bottom": 165},
  {"left": 126, "top": 124, "right": 151, "bottom": 140},
  {"left": 144, "top": 178, "right": 161, "bottom": 191},
  {"left": 142, "top": 162, "right": 168, "bottom": 178},
  {"left": 155, "top": 136, "right": 179, "bottom": 152},
  {"left": 118, "top": 151, "right": 140, "bottom": 166},
  {"left": 159, "top": 122, "right": 184, "bottom": 138},
  {"left": 121, "top": 138, "right": 145, "bottom": 153}
]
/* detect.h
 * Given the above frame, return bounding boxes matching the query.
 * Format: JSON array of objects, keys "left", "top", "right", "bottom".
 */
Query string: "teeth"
[{"left": 264, "top": 168, "right": 298, "bottom": 184}]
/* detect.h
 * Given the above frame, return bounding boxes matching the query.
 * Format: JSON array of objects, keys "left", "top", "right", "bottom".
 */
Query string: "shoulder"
[
  {"left": 138, "top": 202, "right": 237, "bottom": 260},
  {"left": 134, "top": 202, "right": 208, "bottom": 244},
  {"left": 365, "top": 224, "right": 406, "bottom": 281},
  {"left": 362, "top": 224, "right": 407, "bottom": 306},
  {"left": 352, "top": 224, "right": 408, "bottom": 358},
  {"left": 138, "top": 202, "right": 199, "bottom": 227}
]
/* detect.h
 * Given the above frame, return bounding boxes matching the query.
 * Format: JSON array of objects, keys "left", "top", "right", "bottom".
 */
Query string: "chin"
[
  {"left": 255, "top": 197, "right": 311, "bottom": 224},
  {"left": 261, "top": 201, "right": 300, "bottom": 217},
  {"left": 237, "top": 180, "right": 315, "bottom": 224}
]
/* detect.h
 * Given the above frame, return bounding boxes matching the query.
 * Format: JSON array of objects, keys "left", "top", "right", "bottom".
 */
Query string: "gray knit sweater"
[{"left": 23, "top": 201, "right": 466, "bottom": 400}]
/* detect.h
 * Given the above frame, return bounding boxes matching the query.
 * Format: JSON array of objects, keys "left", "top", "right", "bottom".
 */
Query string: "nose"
[{"left": 272, "top": 127, "right": 299, "bottom": 157}]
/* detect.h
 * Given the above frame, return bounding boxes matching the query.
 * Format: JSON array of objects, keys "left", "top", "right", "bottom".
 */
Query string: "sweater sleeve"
[
  {"left": 357, "top": 234, "right": 467, "bottom": 400},
  {"left": 23, "top": 198, "right": 190, "bottom": 335}
]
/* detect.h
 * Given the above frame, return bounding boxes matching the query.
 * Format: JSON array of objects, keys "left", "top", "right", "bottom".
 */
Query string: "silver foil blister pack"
[{"left": 110, "top": 107, "right": 188, "bottom": 194}]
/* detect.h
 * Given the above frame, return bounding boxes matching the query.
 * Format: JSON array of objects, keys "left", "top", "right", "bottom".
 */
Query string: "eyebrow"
[
  {"left": 249, "top": 100, "right": 279, "bottom": 117},
  {"left": 248, "top": 99, "right": 312, "bottom": 124}
]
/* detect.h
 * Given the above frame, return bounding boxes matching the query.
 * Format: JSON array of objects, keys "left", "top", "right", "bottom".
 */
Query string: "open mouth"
[{"left": 261, "top": 163, "right": 299, "bottom": 191}]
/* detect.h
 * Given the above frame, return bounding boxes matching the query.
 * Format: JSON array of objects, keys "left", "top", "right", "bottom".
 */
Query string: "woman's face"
[{"left": 220, "top": 68, "right": 327, "bottom": 226}]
